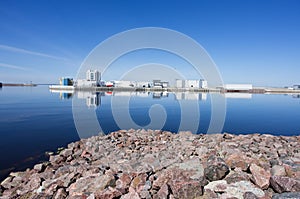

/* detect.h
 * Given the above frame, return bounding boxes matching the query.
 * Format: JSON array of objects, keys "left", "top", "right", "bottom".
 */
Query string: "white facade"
[
  {"left": 223, "top": 84, "right": 253, "bottom": 90},
  {"left": 86, "top": 70, "right": 100, "bottom": 81},
  {"left": 76, "top": 79, "right": 98, "bottom": 87},
  {"left": 175, "top": 79, "right": 208, "bottom": 88},
  {"left": 76, "top": 69, "right": 101, "bottom": 87},
  {"left": 200, "top": 79, "right": 208, "bottom": 88},
  {"left": 185, "top": 80, "right": 199, "bottom": 88},
  {"left": 114, "top": 81, "right": 134, "bottom": 88},
  {"left": 176, "top": 79, "right": 184, "bottom": 88},
  {"left": 136, "top": 81, "right": 150, "bottom": 88},
  {"left": 293, "top": 85, "right": 300, "bottom": 90}
]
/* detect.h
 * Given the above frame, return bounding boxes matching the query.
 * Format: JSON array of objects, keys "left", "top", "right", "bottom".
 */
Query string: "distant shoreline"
[{"left": 1, "top": 83, "right": 37, "bottom": 87}]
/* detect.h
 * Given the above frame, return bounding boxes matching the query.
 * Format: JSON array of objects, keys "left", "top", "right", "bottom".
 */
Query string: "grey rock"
[
  {"left": 59, "top": 148, "right": 73, "bottom": 158},
  {"left": 170, "top": 157, "right": 204, "bottom": 180},
  {"left": 271, "top": 165, "right": 286, "bottom": 176},
  {"left": 204, "top": 155, "right": 229, "bottom": 181},
  {"left": 272, "top": 192, "right": 300, "bottom": 199},
  {"left": 224, "top": 168, "right": 250, "bottom": 184},
  {"left": 243, "top": 191, "right": 259, "bottom": 199},
  {"left": 205, "top": 180, "right": 265, "bottom": 198},
  {"left": 33, "top": 163, "right": 45, "bottom": 172},
  {"left": 270, "top": 176, "right": 300, "bottom": 193},
  {"left": 68, "top": 174, "right": 115, "bottom": 196},
  {"left": 0, "top": 177, "right": 12, "bottom": 189}
]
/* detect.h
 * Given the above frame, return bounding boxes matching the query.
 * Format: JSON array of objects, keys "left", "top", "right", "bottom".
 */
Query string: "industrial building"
[
  {"left": 153, "top": 80, "right": 169, "bottom": 88},
  {"left": 175, "top": 79, "right": 208, "bottom": 89},
  {"left": 293, "top": 85, "right": 300, "bottom": 90},
  {"left": 222, "top": 84, "right": 253, "bottom": 92},
  {"left": 136, "top": 81, "right": 151, "bottom": 88},
  {"left": 113, "top": 81, "right": 134, "bottom": 88},
  {"left": 59, "top": 77, "right": 73, "bottom": 86},
  {"left": 76, "top": 70, "right": 101, "bottom": 87}
]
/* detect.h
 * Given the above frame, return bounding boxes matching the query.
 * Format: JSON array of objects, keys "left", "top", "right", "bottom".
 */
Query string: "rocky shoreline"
[{"left": 1, "top": 129, "right": 300, "bottom": 199}]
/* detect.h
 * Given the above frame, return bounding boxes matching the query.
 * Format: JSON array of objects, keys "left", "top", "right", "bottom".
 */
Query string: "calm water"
[{"left": 0, "top": 85, "right": 300, "bottom": 181}]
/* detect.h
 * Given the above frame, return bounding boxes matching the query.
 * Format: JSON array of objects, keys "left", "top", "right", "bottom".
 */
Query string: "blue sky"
[{"left": 0, "top": 0, "right": 299, "bottom": 86}]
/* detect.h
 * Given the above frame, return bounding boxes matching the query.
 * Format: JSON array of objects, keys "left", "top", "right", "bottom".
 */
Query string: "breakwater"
[{"left": 1, "top": 129, "right": 299, "bottom": 198}]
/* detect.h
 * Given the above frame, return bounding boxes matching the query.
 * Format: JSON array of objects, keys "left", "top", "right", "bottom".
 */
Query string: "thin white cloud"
[
  {"left": 0, "top": 44, "right": 67, "bottom": 61},
  {"left": 0, "top": 62, "right": 32, "bottom": 71}
]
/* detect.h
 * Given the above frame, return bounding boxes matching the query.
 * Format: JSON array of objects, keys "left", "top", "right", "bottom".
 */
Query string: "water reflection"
[
  {"left": 292, "top": 94, "right": 300, "bottom": 99},
  {"left": 59, "top": 92, "right": 73, "bottom": 99},
  {"left": 223, "top": 93, "right": 252, "bottom": 99},
  {"left": 48, "top": 89, "right": 300, "bottom": 138},
  {"left": 69, "top": 91, "right": 212, "bottom": 137},
  {"left": 175, "top": 92, "right": 207, "bottom": 100},
  {"left": 53, "top": 90, "right": 211, "bottom": 105},
  {"left": 77, "top": 92, "right": 104, "bottom": 107}
]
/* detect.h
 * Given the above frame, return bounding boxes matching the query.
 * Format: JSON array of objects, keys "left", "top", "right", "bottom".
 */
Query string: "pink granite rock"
[
  {"left": 270, "top": 176, "right": 300, "bottom": 193},
  {"left": 225, "top": 153, "right": 251, "bottom": 171},
  {"left": 155, "top": 183, "right": 169, "bottom": 199},
  {"left": 121, "top": 187, "right": 140, "bottom": 199},
  {"left": 250, "top": 163, "right": 271, "bottom": 189}
]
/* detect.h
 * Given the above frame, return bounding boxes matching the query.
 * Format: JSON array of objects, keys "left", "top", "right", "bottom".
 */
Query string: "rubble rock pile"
[{"left": 1, "top": 129, "right": 300, "bottom": 199}]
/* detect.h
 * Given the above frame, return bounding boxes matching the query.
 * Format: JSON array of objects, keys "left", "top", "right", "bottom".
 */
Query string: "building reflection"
[
  {"left": 223, "top": 93, "right": 252, "bottom": 99},
  {"left": 53, "top": 91, "right": 212, "bottom": 107},
  {"left": 153, "top": 92, "right": 169, "bottom": 99},
  {"left": 175, "top": 92, "right": 207, "bottom": 101},
  {"left": 50, "top": 89, "right": 74, "bottom": 100},
  {"left": 77, "top": 91, "right": 104, "bottom": 107},
  {"left": 59, "top": 92, "right": 73, "bottom": 99}
]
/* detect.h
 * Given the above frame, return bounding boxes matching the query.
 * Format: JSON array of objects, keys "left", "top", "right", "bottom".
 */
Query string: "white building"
[
  {"left": 293, "top": 85, "right": 300, "bottom": 90},
  {"left": 176, "top": 79, "right": 184, "bottom": 88},
  {"left": 113, "top": 80, "right": 135, "bottom": 88},
  {"left": 76, "top": 70, "right": 101, "bottom": 87},
  {"left": 223, "top": 84, "right": 253, "bottom": 91},
  {"left": 185, "top": 80, "right": 198, "bottom": 88},
  {"left": 136, "top": 81, "right": 151, "bottom": 88},
  {"left": 200, "top": 79, "right": 208, "bottom": 89},
  {"left": 86, "top": 70, "right": 100, "bottom": 81},
  {"left": 175, "top": 79, "right": 208, "bottom": 88}
]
